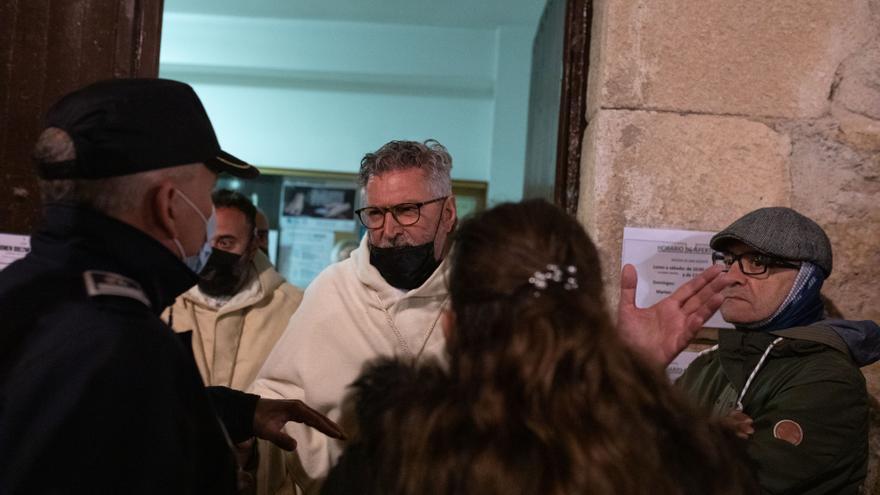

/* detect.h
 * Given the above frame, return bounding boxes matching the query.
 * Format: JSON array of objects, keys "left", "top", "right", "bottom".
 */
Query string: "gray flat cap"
[{"left": 710, "top": 207, "right": 833, "bottom": 276}]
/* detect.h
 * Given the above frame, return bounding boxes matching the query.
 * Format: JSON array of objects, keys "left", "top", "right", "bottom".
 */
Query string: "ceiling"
[{"left": 164, "top": 0, "right": 548, "bottom": 28}]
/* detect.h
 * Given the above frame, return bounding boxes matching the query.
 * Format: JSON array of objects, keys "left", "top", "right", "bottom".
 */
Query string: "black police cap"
[{"left": 36, "top": 78, "right": 258, "bottom": 180}]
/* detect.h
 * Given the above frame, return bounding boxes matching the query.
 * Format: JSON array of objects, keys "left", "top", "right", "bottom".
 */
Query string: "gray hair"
[
  {"left": 35, "top": 127, "right": 197, "bottom": 216},
  {"left": 358, "top": 139, "right": 453, "bottom": 197}
]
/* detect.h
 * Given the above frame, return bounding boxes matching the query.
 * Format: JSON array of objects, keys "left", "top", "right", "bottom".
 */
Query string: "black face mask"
[
  {"left": 370, "top": 241, "right": 441, "bottom": 291},
  {"left": 197, "top": 248, "right": 249, "bottom": 297}
]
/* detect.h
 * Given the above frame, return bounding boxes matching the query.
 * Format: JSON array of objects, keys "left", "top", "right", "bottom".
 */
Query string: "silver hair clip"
[{"left": 528, "top": 264, "right": 579, "bottom": 296}]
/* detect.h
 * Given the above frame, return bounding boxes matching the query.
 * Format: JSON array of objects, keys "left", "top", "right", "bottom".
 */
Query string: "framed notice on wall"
[{"left": 278, "top": 178, "right": 359, "bottom": 288}]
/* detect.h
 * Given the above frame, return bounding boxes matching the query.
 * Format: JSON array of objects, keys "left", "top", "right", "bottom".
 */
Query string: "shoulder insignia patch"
[
  {"left": 773, "top": 419, "right": 804, "bottom": 446},
  {"left": 83, "top": 270, "right": 151, "bottom": 308}
]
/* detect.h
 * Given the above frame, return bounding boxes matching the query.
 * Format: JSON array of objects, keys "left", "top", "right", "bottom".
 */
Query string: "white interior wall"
[{"left": 160, "top": 11, "right": 537, "bottom": 203}]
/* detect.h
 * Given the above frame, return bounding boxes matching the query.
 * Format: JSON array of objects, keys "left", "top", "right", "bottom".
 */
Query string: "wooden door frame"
[
  {"left": 553, "top": 0, "right": 593, "bottom": 215},
  {"left": 0, "top": 0, "right": 164, "bottom": 235}
]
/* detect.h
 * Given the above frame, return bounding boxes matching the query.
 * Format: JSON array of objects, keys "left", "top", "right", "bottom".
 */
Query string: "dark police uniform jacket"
[{"left": 0, "top": 204, "right": 257, "bottom": 494}]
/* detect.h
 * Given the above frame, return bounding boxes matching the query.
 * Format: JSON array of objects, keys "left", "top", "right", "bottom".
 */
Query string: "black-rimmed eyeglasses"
[
  {"left": 712, "top": 251, "right": 801, "bottom": 276},
  {"left": 355, "top": 196, "right": 447, "bottom": 229}
]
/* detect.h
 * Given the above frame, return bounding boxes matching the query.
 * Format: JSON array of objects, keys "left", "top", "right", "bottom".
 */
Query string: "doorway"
[{"left": 522, "top": 0, "right": 592, "bottom": 215}]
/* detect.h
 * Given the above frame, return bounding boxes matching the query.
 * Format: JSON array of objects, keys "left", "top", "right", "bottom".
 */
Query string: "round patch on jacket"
[{"left": 773, "top": 419, "right": 804, "bottom": 446}]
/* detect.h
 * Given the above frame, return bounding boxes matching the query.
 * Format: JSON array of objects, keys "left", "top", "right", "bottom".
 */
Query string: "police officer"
[{"left": 0, "top": 79, "right": 343, "bottom": 494}]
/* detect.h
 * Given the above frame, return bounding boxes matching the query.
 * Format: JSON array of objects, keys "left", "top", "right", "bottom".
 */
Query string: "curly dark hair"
[{"left": 327, "top": 199, "right": 756, "bottom": 495}]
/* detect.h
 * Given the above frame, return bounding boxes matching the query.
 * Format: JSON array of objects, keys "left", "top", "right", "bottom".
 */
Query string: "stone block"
[
  {"left": 866, "top": 364, "right": 880, "bottom": 404},
  {"left": 833, "top": 37, "right": 880, "bottom": 122},
  {"left": 587, "top": 0, "right": 876, "bottom": 119},
  {"left": 578, "top": 109, "right": 792, "bottom": 309},
  {"left": 834, "top": 106, "right": 880, "bottom": 152},
  {"left": 822, "top": 222, "right": 880, "bottom": 321},
  {"left": 782, "top": 118, "right": 880, "bottom": 321}
]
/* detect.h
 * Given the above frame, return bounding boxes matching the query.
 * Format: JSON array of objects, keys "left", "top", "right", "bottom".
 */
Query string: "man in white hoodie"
[
  {"left": 250, "top": 139, "right": 456, "bottom": 493},
  {"left": 250, "top": 139, "right": 732, "bottom": 494}
]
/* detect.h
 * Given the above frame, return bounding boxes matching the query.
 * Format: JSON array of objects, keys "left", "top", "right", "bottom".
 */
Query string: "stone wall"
[
  {"left": 580, "top": 0, "right": 879, "bottom": 327},
  {"left": 579, "top": 0, "right": 880, "bottom": 488}
]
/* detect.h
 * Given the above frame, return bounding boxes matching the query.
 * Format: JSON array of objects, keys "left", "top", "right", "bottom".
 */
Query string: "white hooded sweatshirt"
[{"left": 249, "top": 234, "right": 449, "bottom": 493}]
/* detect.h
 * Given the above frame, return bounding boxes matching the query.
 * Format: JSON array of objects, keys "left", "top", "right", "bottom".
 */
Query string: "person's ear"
[
  {"left": 442, "top": 308, "right": 456, "bottom": 341},
  {"left": 443, "top": 195, "right": 457, "bottom": 233},
  {"left": 151, "top": 180, "right": 180, "bottom": 241}
]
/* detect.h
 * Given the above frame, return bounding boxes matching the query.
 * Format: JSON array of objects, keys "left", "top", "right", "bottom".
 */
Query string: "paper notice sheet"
[
  {"left": 621, "top": 227, "right": 732, "bottom": 329},
  {"left": 0, "top": 233, "right": 31, "bottom": 271}
]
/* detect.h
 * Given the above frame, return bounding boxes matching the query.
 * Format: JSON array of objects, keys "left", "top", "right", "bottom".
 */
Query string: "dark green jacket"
[{"left": 678, "top": 325, "right": 869, "bottom": 495}]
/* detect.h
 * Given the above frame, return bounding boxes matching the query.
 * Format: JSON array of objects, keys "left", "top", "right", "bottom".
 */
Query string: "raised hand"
[{"left": 617, "top": 264, "right": 732, "bottom": 369}]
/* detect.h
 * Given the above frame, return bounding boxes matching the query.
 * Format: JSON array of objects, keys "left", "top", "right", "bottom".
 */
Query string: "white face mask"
[{"left": 171, "top": 190, "right": 216, "bottom": 274}]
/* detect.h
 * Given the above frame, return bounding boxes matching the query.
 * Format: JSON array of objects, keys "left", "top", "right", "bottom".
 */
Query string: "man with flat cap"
[
  {"left": 0, "top": 78, "right": 343, "bottom": 494},
  {"left": 677, "top": 207, "right": 880, "bottom": 495}
]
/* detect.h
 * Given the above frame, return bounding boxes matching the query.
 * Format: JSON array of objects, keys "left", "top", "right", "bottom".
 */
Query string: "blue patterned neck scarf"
[{"left": 737, "top": 262, "right": 825, "bottom": 332}]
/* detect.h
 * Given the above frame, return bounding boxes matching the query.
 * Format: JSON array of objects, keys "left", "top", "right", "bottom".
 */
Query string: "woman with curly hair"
[{"left": 323, "top": 199, "right": 755, "bottom": 495}]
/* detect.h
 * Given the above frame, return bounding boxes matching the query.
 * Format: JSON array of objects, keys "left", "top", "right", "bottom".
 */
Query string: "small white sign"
[
  {"left": 622, "top": 227, "right": 732, "bottom": 329},
  {"left": 0, "top": 233, "right": 31, "bottom": 271},
  {"left": 279, "top": 228, "right": 336, "bottom": 289}
]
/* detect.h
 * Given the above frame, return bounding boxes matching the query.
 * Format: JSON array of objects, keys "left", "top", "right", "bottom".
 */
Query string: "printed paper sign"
[
  {"left": 0, "top": 233, "right": 31, "bottom": 271},
  {"left": 278, "top": 181, "right": 359, "bottom": 288},
  {"left": 621, "top": 227, "right": 732, "bottom": 329},
  {"left": 279, "top": 227, "right": 336, "bottom": 288}
]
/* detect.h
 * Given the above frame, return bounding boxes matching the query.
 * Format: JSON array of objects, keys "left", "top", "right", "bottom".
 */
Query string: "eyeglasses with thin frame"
[
  {"left": 355, "top": 196, "right": 448, "bottom": 229},
  {"left": 711, "top": 251, "right": 801, "bottom": 276}
]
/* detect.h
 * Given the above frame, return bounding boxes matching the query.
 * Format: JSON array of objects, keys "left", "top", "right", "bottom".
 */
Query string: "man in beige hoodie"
[
  {"left": 166, "top": 189, "right": 305, "bottom": 494},
  {"left": 167, "top": 189, "right": 303, "bottom": 390}
]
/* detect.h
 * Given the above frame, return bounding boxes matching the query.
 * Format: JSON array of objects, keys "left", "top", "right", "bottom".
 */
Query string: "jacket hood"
[
  {"left": 252, "top": 250, "right": 285, "bottom": 295},
  {"left": 819, "top": 319, "right": 880, "bottom": 367},
  {"left": 716, "top": 319, "right": 880, "bottom": 392},
  {"left": 766, "top": 318, "right": 880, "bottom": 367}
]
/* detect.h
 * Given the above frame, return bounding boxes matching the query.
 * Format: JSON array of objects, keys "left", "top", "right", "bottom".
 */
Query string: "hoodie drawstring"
[{"left": 735, "top": 337, "right": 783, "bottom": 411}]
